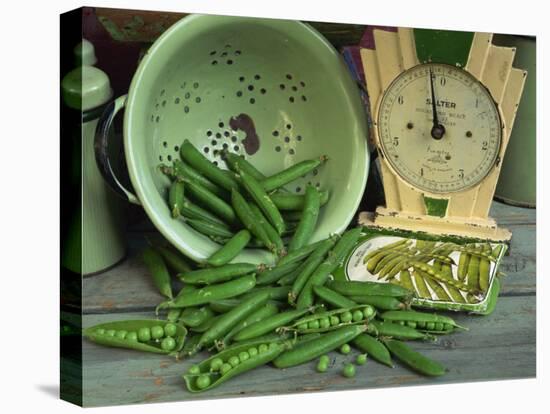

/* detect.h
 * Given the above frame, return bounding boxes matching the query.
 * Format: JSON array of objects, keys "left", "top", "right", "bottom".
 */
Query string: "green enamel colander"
[{"left": 96, "top": 14, "right": 369, "bottom": 265}]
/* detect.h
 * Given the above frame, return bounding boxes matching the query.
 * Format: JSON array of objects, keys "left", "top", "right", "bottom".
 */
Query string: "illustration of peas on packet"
[{"left": 332, "top": 228, "right": 508, "bottom": 313}]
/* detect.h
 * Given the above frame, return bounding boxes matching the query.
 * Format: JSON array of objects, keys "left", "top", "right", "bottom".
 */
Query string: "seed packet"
[{"left": 332, "top": 227, "right": 507, "bottom": 313}]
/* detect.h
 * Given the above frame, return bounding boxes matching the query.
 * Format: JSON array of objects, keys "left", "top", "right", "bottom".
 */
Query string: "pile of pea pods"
[{"left": 84, "top": 140, "right": 470, "bottom": 393}]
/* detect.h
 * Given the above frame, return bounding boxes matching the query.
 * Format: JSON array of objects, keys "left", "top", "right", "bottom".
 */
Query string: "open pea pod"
[
  {"left": 278, "top": 305, "right": 377, "bottom": 335},
  {"left": 84, "top": 319, "right": 187, "bottom": 355},
  {"left": 183, "top": 338, "right": 293, "bottom": 393}
]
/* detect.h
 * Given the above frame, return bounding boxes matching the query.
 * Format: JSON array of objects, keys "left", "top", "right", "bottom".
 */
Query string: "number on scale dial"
[{"left": 377, "top": 63, "right": 502, "bottom": 194}]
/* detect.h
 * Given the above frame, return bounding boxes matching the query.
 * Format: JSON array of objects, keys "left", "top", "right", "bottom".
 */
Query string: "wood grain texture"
[{"left": 81, "top": 294, "right": 534, "bottom": 406}]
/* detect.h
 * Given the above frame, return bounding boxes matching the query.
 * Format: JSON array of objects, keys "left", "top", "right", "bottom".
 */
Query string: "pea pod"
[
  {"left": 297, "top": 227, "right": 363, "bottom": 309},
  {"left": 190, "top": 314, "right": 223, "bottom": 333},
  {"left": 186, "top": 218, "right": 235, "bottom": 239},
  {"left": 348, "top": 295, "right": 408, "bottom": 311},
  {"left": 155, "top": 245, "right": 193, "bottom": 274},
  {"left": 180, "top": 139, "right": 238, "bottom": 191},
  {"left": 183, "top": 339, "right": 291, "bottom": 392},
  {"left": 466, "top": 246, "right": 481, "bottom": 290},
  {"left": 256, "top": 261, "right": 302, "bottom": 286},
  {"left": 411, "top": 261, "right": 480, "bottom": 294},
  {"left": 383, "top": 339, "right": 446, "bottom": 376},
  {"left": 239, "top": 285, "right": 292, "bottom": 302},
  {"left": 196, "top": 291, "right": 271, "bottom": 350},
  {"left": 441, "top": 264, "right": 466, "bottom": 303},
  {"left": 84, "top": 320, "right": 187, "bottom": 355},
  {"left": 223, "top": 151, "right": 266, "bottom": 181},
  {"left": 450, "top": 243, "right": 498, "bottom": 262},
  {"left": 142, "top": 247, "right": 173, "bottom": 299},
  {"left": 326, "top": 279, "right": 413, "bottom": 298},
  {"left": 270, "top": 190, "right": 329, "bottom": 211},
  {"left": 180, "top": 334, "right": 201, "bottom": 357},
  {"left": 231, "top": 189, "right": 275, "bottom": 252},
  {"left": 237, "top": 168, "right": 286, "bottom": 235},
  {"left": 206, "top": 230, "right": 252, "bottom": 267},
  {"left": 157, "top": 274, "right": 256, "bottom": 310},
  {"left": 233, "top": 307, "right": 315, "bottom": 342},
  {"left": 166, "top": 308, "right": 182, "bottom": 323},
  {"left": 167, "top": 159, "right": 228, "bottom": 199},
  {"left": 277, "top": 239, "right": 327, "bottom": 267},
  {"left": 422, "top": 273, "right": 452, "bottom": 301},
  {"left": 371, "top": 321, "right": 432, "bottom": 341},
  {"left": 362, "top": 239, "right": 408, "bottom": 264},
  {"left": 457, "top": 251, "right": 471, "bottom": 281},
  {"left": 289, "top": 236, "right": 338, "bottom": 304},
  {"left": 479, "top": 244, "right": 492, "bottom": 293},
  {"left": 276, "top": 265, "right": 303, "bottom": 286},
  {"left": 352, "top": 334, "right": 394, "bottom": 367},
  {"left": 288, "top": 185, "right": 320, "bottom": 252},
  {"left": 168, "top": 180, "right": 185, "bottom": 218},
  {"left": 209, "top": 299, "right": 240, "bottom": 313},
  {"left": 261, "top": 156, "right": 327, "bottom": 192},
  {"left": 313, "top": 285, "right": 357, "bottom": 308},
  {"left": 179, "top": 306, "right": 216, "bottom": 328},
  {"left": 179, "top": 263, "right": 259, "bottom": 285},
  {"left": 281, "top": 305, "right": 376, "bottom": 334},
  {"left": 180, "top": 197, "right": 228, "bottom": 226},
  {"left": 412, "top": 270, "right": 432, "bottom": 298},
  {"left": 380, "top": 310, "right": 466, "bottom": 333},
  {"left": 248, "top": 203, "right": 285, "bottom": 255},
  {"left": 217, "top": 302, "right": 280, "bottom": 349},
  {"left": 273, "top": 324, "right": 367, "bottom": 368},
  {"left": 184, "top": 179, "right": 237, "bottom": 224}
]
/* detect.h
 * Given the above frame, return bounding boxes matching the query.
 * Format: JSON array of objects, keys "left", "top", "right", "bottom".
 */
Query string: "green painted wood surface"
[
  {"left": 414, "top": 29, "right": 474, "bottom": 66},
  {"left": 79, "top": 201, "right": 535, "bottom": 406}
]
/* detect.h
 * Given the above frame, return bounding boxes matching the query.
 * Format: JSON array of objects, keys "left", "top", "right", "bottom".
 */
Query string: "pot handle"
[{"left": 94, "top": 94, "right": 140, "bottom": 205}]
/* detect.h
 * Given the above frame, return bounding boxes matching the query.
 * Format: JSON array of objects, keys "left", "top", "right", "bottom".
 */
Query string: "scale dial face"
[{"left": 376, "top": 63, "right": 502, "bottom": 194}]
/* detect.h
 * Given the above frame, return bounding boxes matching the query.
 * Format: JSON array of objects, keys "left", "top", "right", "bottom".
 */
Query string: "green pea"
[
  {"left": 248, "top": 347, "right": 258, "bottom": 357},
  {"left": 435, "top": 322, "right": 444, "bottom": 331},
  {"left": 443, "top": 323, "right": 453, "bottom": 331},
  {"left": 319, "top": 355, "right": 330, "bottom": 365},
  {"left": 342, "top": 363, "right": 356, "bottom": 378},
  {"left": 298, "top": 323, "right": 308, "bottom": 330},
  {"left": 316, "top": 361, "right": 328, "bottom": 373},
  {"left": 164, "top": 323, "right": 177, "bottom": 337},
  {"left": 105, "top": 329, "right": 116, "bottom": 337},
  {"left": 210, "top": 357, "right": 224, "bottom": 372},
  {"left": 188, "top": 365, "right": 200, "bottom": 375},
  {"left": 426, "top": 322, "right": 435, "bottom": 330},
  {"left": 137, "top": 327, "right": 151, "bottom": 342},
  {"left": 406, "top": 321, "right": 417, "bottom": 329},
  {"left": 308, "top": 320, "right": 320, "bottom": 330},
  {"left": 196, "top": 374, "right": 211, "bottom": 390},
  {"left": 398, "top": 321, "right": 405, "bottom": 326},
  {"left": 220, "top": 363, "right": 232, "bottom": 375},
  {"left": 151, "top": 326, "right": 165, "bottom": 340},
  {"left": 340, "top": 311, "right": 353, "bottom": 323},
  {"left": 319, "top": 317, "right": 331, "bottom": 329},
  {"left": 229, "top": 356, "right": 240, "bottom": 367},
  {"left": 126, "top": 331, "right": 138, "bottom": 342},
  {"left": 356, "top": 354, "right": 368, "bottom": 365},
  {"left": 417, "top": 321, "right": 426, "bottom": 329},
  {"left": 269, "top": 342, "right": 279, "bottom": 351},
  {"left": 239, "top": 351, "right": 250, "bottom": 362},
  {"left": 330, "top": 315, "right": 340, "bottom": 326},
  {"left": 161, "top": 337, "right": 176, "bottom": 351},
  {"left": 340, "top": 344, "right": 351, "bottom": 354},
  {"left": 95, "top": 328, "right": 105, "bottom": 335},
  {"left": 115, "top": 330, "right": 128, "bottom": 340},
  {"left": 352, "top": 310, "right": 364, "bottom": 322},
  {"left": 363, "top": 306, "right": 375, "bottom": 318},
  {"left": 259, "top": 344, "right": 269, "bottom": 353}
]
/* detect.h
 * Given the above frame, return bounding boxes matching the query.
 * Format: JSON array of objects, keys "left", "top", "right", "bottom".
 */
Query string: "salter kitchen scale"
[
  {"left": 360, "top": 28, "right": 526, "bottom": 241},
  {"left": 334, "top": 28, "right": 528, "bottom": 313}
]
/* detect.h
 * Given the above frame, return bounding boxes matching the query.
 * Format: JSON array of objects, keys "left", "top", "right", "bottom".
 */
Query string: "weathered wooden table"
[{"left": 77, "top": 202, "right": 535, "bottom": 407}]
